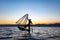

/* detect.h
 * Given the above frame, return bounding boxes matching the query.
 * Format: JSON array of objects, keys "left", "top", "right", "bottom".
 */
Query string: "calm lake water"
[{"left": 0, "top": 26, "right": 60, "bottom": 40}]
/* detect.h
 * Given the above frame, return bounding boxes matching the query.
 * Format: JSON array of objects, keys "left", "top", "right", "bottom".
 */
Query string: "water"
[{"left": 0, "top": 26, "right": 60, "bottom": 40}]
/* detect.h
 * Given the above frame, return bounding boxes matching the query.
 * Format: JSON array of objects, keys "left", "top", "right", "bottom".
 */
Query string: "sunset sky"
[{"left": 0, "top": 0, "right": 60, "bottom": 24}]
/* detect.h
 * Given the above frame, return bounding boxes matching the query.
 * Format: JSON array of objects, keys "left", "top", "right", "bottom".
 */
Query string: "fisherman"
[
  {"left": 27, "top": 19, "right": 32, "bottom": 33},
  {"left": 24, "top": 19, "right": 32, "bottom": 36}
]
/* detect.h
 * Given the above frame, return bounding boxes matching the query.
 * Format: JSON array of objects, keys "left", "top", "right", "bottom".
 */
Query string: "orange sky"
[{"left": 0, "top": 19, "right": 60, "bottom": 24}]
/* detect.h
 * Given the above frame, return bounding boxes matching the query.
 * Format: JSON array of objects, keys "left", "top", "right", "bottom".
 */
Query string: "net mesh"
[{"left": 16, "top": 14, "right": 29, "bottom": 25}]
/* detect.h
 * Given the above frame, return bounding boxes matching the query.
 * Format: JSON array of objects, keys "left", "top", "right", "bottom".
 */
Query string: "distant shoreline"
[{"left": 0, "top": 23, "right": 60, "bottom": 27}]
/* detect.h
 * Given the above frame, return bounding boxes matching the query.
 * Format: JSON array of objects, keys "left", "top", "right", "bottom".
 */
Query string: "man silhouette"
[{"left": 27, "top": 19, "right": 32, "bottom": 33}]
